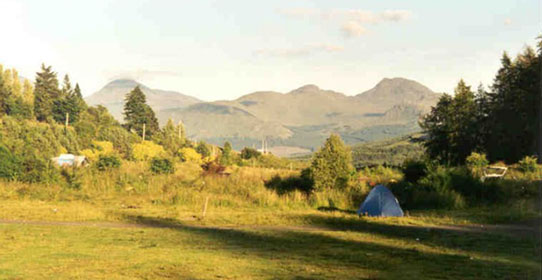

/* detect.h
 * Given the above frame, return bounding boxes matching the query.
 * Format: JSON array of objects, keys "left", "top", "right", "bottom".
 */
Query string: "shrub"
[
  {"left": 150, "top": 157, "right": 175, "bottom": 174},
  {"left": 466, "top": 152, "right": 489, "bottom": 175},
  {"left": 178, "top": 147, "right": 202, "bottom": 163},
  {"left": 402, "top": 159, "right": 427, "bottom": 183},
  {"left": 95, "top": 154, "right": 121, "bottom": 171},
  {"left": 0, "top": 145, "right": 22, "bottom": 180},
  {"left": 265, "top": 168, "right": 314, "bottom": 195},
  {"left": 133, "top": 141, "right": 166, "bottom": 161},
  {"left": 196, "top": 141, "right": 211, "bottom": 158},
  {"left": 80, "top": 141, "right": 114, "bottom": 162},
  {"left": 240, "top": 147, "right": 261, "bottom": 160},
  {"left": 518, "top": 156, "right": 537, "bottom": 173},
  {"left": 60, "top": 167, "right": 83, "bottom": 189}
]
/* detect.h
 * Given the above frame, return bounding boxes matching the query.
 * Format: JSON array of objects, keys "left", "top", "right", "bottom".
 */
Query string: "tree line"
[{"left": 421, "top": 40, "right": 541, "bottom": 165}]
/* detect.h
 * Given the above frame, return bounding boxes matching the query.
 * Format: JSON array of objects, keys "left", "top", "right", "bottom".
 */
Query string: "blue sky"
[{"left": 0, "top": 0, "right": 539, "bottom": 100}]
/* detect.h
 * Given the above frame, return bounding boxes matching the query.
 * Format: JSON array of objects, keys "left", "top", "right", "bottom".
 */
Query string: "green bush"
[
  {"left": 265, "top": 168, "right": 314, "bottom": 195},
  {"left": 61, "top": 167, "right": 83, "bottom": 189},
  {"left": 402, "top": 159, "right": 427, "bottom": 183},
  {"left": 518, "top": 156, "right": 537, "bottom": 173},
  {"left": 466, "top": 152, "right": 489, "bottom": 174},
  {"left": 0, "top": 145, "right": 22, "bottom": 180},
  {"left": 95, "top": 155, "right": 121, "bottom": 171},
  {"left": 150, "top": 157, "right": 175, "bottom": 174},
  {"left": 240, "top": 147, "right": 261, "bottom": 160},
  {"left": 309, "top": 134, "right": 353, "bottom": 191}
]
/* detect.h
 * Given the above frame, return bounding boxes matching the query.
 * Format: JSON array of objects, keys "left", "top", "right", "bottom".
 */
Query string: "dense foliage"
[
  {"left": 150, "top": 157, "right": 175, "bottom": 174},
  {"left": 123, "top": 86, "right": 159, "bottom": 139},
  {"left": 309, "top": 134, "right": 353, "bottom": 191},
  {"left": 421, "top": 42, "right": 541, "bottom": 164}
]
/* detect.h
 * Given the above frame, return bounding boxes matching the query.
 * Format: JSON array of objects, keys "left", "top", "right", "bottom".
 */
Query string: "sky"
[{"left": 0, "top": 0, "right": 539, "bottom": 101}]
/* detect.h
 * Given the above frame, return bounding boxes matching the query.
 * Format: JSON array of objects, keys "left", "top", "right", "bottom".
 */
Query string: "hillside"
[
  {"left": 86, "top": 77, "right": 441, "bottom": 153},
  {"left": 85, "top": 79, "right": 201, "bottom": 121},
  {"left": 351, "top": 133, "right": 425, "bottom": 168}
]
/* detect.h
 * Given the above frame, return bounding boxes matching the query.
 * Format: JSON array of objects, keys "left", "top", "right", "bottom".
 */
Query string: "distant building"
[{"left": 51, "top": 154, "right": 88, "bottom": 167}]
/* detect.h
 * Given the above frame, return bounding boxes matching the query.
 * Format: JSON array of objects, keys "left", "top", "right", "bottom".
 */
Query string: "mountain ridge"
[{"left": 85, "top": 77, "right": 441, "bottom": 154}]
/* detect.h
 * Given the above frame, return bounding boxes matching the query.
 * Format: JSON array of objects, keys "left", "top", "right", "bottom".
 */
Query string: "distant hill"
[
  {"left": 85, "top": 79, "right": 201, "bottom": 121},
  {"left": 87, "top": 77, "right": 441, "bottom": 155},
  {"left": 351, "top": 133, "right": 426, "bottom": 168}
]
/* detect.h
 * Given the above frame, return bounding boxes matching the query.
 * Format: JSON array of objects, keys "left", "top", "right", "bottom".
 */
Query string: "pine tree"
[
  {"left": 450, "top": 79, "right": 478, "bottom": 163},
  {"left": 34, "top": 64, "right": 60, "bottom": 121},
  {"left": 61, "top": 74, "right": 73, "bottom": 97},
  {"left": 420, "top": 94, "right": 454, "bottom": 163},
  {"left": 309, "top": 134, "right": 353, "bottom": 191},
  {"left": 123, "top": 86, "right": 159, "bottom": 139}
]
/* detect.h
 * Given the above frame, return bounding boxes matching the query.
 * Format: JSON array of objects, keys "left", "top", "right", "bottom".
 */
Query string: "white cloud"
[
  {"left": 254, "top": 44, "right": 343, "bottom": 57},
  {"left": 279, "top": 8, "right": 411, "bottom": 23},
  {"left": 278, "top": 8, "right": 412, "bottom": 37},
  {"left": 380, "top": 10, "right": 412, "bottom": 22},
  {"left": 341, "top": 21, "right": 367, "bottom": 37}
]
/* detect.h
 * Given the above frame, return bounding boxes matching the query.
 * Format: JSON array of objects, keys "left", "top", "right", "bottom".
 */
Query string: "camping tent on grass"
[{"left": 357, "top": 185, "right": 404, "bottom": 217}]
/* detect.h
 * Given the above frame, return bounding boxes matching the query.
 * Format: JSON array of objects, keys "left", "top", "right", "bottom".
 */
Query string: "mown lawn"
[{"left": 0, "top": 212, "right": 540, "bottom": 280}]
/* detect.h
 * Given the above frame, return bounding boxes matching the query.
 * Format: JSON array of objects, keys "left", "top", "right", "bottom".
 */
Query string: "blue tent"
[{"left": 357, "top": 185, "right": 404, "bottom": 217}]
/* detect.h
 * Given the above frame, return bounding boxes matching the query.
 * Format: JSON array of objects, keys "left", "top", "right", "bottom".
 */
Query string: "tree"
[
  {"left": 0, "top": 66, "right": 32, "bottom": 119},
  {"left": 22, "top": 79, "right": 34, "bottom": 105},
  {"left": 52, "top": 76, "right": 87, "bottom": 124},
  {"left": 154, "top": 118, "right": 185, "bottom": 156},
  {"left": 196, "top": 141, "right": 211, "bottom": 158},
  {"left": 34, "top": 64, "right": 60, "bottom": 121},
  {"left": 123, "top": 86, "right": 159, "bottom": 139},
  {"left": 449, "top": 80, "right": 478, "bottom": 163},
  {"left": 219, "top": 141, "right": 233, "bottom": 165},
  {"left": 309, "top": 134, "right": 353, "bottom": 191},
  {"left": 420, "top": 94, "right": 454, "bottom": 163},
  {"left": 422, "top": 45, "right": 541, "bottom": 164},
  {"left": 538, "top": 36, "right": 542, "bottom": 163},
  {"left": 240, "top": 147, "right": 260, "bottom": 160}
]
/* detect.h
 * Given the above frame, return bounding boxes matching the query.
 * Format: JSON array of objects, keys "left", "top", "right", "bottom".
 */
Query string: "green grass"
[
  {"left": 0, "top": 163, "right": 540, "bottom": 279},
  {"left": 0, "top": 213, "right": 539, "bottom": 279}
]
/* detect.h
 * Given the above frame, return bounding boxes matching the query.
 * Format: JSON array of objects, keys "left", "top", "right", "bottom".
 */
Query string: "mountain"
[
  {"left": 355, "top": 77, "right": 439, "bottom": 112},
  {"left": 154, "top": 78, "right": 441, "bottom": 153},
  {"left": 85, "top": 79, "right": 201, "bottom": 121},
  {"left": 86, "top": 77, "right": 440, "bottom": 155}
]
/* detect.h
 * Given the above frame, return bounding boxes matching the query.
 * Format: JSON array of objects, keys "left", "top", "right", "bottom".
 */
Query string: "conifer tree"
[
  {"left": 34, "top": 64, "right": 60, "bottom": 121},
  {"left": 123, "top": 86, "right": 159, "bottom": 139}
]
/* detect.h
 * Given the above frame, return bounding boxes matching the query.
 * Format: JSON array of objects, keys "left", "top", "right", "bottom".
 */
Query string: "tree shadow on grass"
[
  {"left": 121, "top": 214, "right": 537, "bottom": 280},
  {"left": 294, "top": 212, "right": 540, "bottom": 263}
]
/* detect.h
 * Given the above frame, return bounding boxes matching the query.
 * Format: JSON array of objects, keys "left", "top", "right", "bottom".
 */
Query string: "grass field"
[
  {"left": 1, "top": 211, "right": 540, "bottom": 280},
  {"left": 0, "top": 162, "right": 540, "bottom": 279}
]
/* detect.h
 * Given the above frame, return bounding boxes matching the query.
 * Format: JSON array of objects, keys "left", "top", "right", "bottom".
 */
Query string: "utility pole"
[
  {"left": 65, "top": 112, "right": 69, "bottom": 129},
  {"left": 142, "top": 123, "right": 146, "bottom": 141}
]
